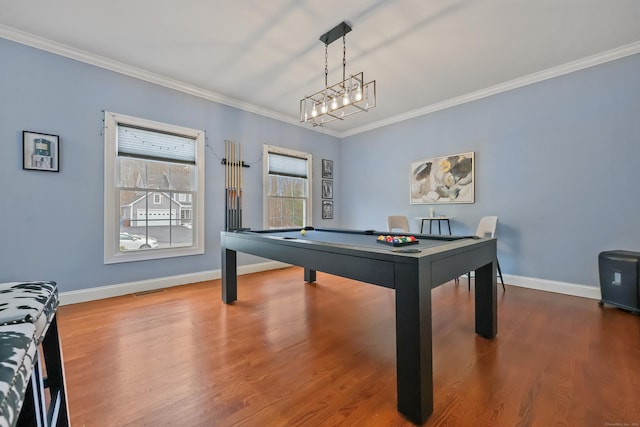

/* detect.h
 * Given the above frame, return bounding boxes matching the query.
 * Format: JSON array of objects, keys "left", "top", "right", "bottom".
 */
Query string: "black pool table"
[{"left": 220, "top": 227, "right": 497, "bottom": 425}]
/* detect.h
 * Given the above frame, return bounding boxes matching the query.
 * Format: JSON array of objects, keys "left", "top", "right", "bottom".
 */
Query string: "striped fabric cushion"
[
  {"left": 0, "top": 323, "right": 37, "bottom": 427},
  {"left": 0, "top": 282, "right": 58, "bottom": 344}
]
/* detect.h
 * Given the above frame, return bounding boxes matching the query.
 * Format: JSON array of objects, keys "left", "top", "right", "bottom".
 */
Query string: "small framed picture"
[
  {"left": 322, "top": 159, "right": 333, "bottom": 179},
  {"left": 23, "top": 131, "right": 60, "bottom": 172},
  {"left": 322, "top": 200, "right": 333, "bottom": 219},
  {"left": 322, "top": 180, "right": 333, "bottom": 199}
]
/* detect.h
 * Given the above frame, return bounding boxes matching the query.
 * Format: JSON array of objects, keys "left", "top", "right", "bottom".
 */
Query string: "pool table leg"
[
  {"left": 222, "top": 247, "right": 237, "bottom": 304},
  {"left": 304, "top": 268, "right": 317, "bottom": 283},
  {"left": 394, "top": 262, "right": 433, "bottom": 425},
  {"left": 474, "top": 261, "right": 497, "bottom": 338}
]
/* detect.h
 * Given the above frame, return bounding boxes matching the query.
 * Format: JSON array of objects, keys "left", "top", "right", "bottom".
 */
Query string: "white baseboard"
[
  {"left": 59, "top": 263, "right": 601, "bottom": 305},
  {"left": 58, "top": 261, "right": 290, "bottom": 305},
  {"left": 502, "top": 274, "right": 601, "bottom": 300}
]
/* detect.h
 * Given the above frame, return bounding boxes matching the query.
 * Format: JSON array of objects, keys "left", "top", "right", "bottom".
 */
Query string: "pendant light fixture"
[{"left": 300, "top": 21, "right": 376, "bottom": 127}]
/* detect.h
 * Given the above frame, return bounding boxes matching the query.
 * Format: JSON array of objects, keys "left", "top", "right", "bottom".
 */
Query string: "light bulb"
[
  {"left": 330, "top": 97, "right": 338, "bottom": 110},
  {"left": 343, "top": 92, "right": 350, "bottom": 106},
  {"left": 355, "top": 84, "right": 362, "bottom": 102},
  {"left": 311, "top": 104, "right": 318, "bottom": 117}
]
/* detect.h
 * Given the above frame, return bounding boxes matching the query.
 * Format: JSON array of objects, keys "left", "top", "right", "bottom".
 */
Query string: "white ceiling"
[{"left": 2, "top": 0, "right": 640, "bottom": 137}]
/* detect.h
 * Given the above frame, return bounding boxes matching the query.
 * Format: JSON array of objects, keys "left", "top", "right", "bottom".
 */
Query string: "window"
[
  {"left": 263, "top": 145, "right": 312, "bottom": 228},
  {"left": 104, "top": 112, "right": 205, "bottom": 263}
]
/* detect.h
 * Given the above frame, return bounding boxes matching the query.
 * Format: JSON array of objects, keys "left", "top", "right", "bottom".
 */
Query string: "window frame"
[
  {"left": 103, "top": 111, "right": 205, "bottom": 264},
  {"left": 262, "top": 144, "right": 313, "bottom": 229}
]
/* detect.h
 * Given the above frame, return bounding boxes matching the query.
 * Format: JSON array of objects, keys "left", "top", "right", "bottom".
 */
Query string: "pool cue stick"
[
  {"left": 232, "top": 141, "right": 237, "bottom": 229},
  {"left": 233, "top": 142, "right": 238, "bottom": 230},
  {"left": 224, "top": 140, "right": 227, "bottom": 230},
  {"left": 232, "top": 142, "right": 236, "bottom": 230},
  {"left": 225, "top": 140, "right": 228, "bottom": 230},
  {"left": 229, "top": 140, "right": 233, "bottom": 230},
  {"left": 238, "top": 143, "right": 242, "bottom": 229},
  {"left": 225, "top": 140, "right": 230, "bottom": 230}
]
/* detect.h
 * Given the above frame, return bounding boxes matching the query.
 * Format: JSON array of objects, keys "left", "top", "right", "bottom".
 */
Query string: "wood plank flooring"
[{"left": 57, "top": 267, "right": 640, "bottom": 427}]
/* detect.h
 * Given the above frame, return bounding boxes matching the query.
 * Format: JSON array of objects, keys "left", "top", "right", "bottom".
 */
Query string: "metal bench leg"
[{"left": 41, "top": 315, "right": 70, "bottom": 427}]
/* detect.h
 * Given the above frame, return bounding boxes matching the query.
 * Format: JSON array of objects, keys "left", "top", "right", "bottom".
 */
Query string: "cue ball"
[{"left": 300, "top": 229, "right": 306, "bottom": 236}]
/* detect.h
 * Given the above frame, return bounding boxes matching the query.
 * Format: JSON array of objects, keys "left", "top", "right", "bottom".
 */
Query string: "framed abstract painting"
[{"left": 410, "top": 152, "right": 474, "bottom": 204}]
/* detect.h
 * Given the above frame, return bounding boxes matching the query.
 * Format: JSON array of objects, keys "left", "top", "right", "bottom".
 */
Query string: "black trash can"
[{"left": 598, "top": 250, "right": 640, "bottom": 314}]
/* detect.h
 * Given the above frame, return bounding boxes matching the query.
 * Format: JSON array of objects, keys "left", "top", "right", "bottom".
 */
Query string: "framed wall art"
[
  {"left": 23, "top": 130, "right": 60, "bottom": 172},
  {"left": 322, "top": 180, "right": 333, "bottom": 199},
  {"left": 321, "top": 159, "right": 333, "bottom": 179},
  {"left": 410, "top": 151, "right": 474, "bottom": 204},
  {"left": 322, "top": 200, "right": 333, "bottom": 219}
]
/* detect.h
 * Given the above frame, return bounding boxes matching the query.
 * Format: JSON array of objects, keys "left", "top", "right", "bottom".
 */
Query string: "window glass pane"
[
  {"left": 118, "top": 157, "right": 147, "bottom": 188},
  {"left": 283, "top": 198, "right": 293, "bottom": 221},
  {"left": 146, "top": 161, "right": 171, "bottom": 190},
  {"left": 269, "top": 197, "right": 282, "bottom": 219},
  {"left": 291, "top": 177, "right": 306, "bottom": 197},
  {"left": 267, "top": 176, "right": 308, "bottom": 198},
  {"left": 117, "top": 157, "right": 176, "bottom": 190},
  {"left": 294, "top": 199, "right": 304, "bottom": 221},
  {"left": 267, "top": 175, "right": 277, "bottom": 196},
  {"left": 277, "top": 176, "right": 289, "bottom": 197},
  {"left": 169, "top": 164, "right": 196, "bottom": 191},
  {"left": 119, "top": 189, "right": 194, "bottom": 251},
  {"left": 269, "top": 217, "right": 282, "bottom": 228}
]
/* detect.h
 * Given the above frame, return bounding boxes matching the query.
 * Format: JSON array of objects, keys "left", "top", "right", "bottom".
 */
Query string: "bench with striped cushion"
[{"left": 0, "top": 281, "right": 68, "bottom": 427}]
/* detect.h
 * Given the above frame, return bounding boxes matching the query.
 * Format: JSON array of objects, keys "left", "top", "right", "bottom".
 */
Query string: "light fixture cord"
[
  {"left": 343, "top": 35, "right": 347, "bottom": 82},
  {"left": 324, "top": 43, "right": 329, "bottom": 88}
]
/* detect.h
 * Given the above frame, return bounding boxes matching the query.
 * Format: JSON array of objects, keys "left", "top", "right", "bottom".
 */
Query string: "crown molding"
[
  {"left": 0, "top": 25, "right": 341, "bottom": 138},
  {"left": 340, "top": 40, "right": 640, "bottom": 138},
  {"left": 2, "top": 24, "right": 637, "bottom": 140}
]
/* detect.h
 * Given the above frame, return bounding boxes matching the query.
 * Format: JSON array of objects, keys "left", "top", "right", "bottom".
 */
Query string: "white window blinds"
[
  {"left": 117, "top": 125, "right": 196, "bottom": 164},
  {"left": 268, "top": 153, "right": 308, "bottom": 178}
]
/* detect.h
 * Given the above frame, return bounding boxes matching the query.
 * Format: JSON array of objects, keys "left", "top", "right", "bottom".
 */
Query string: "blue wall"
[
  {"left": 2, "top": 36, "right": 639, "bottom": 292},
  {"left": 340, "top": 53, "right": 640, "bottom": 287},
  {"left": 0, "top": 38, "right": 340, "bottom": 292}
]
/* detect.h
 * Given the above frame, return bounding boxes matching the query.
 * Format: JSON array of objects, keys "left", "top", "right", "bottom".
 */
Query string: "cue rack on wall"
[{"left": 223, "top": 140, "right": 248, "bottom": 231}]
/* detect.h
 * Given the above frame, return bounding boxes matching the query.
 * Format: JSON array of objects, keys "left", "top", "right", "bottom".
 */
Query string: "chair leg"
[
  {"left": 497, "top": 259, "right": 505, "bottom": 291},
  {"left": 467, "top": 259, "right": 505, "bottom": 292}
]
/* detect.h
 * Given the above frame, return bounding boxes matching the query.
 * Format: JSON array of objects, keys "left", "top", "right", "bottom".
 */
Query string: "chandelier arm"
[{"left": 325, "top": 111, "right": 345, "bottom": 121}]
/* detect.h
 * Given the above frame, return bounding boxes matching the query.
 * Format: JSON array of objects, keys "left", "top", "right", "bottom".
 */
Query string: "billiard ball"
[{"left": 300, "top": 229, "right": 307, "bottom": 236}]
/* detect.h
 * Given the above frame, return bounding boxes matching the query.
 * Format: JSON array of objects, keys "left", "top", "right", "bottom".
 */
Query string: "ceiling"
[{"left": 2, "top": 0, "right": 640, "bottom": 137}]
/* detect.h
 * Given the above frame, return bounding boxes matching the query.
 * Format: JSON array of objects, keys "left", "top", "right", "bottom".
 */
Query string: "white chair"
[
  {"left": 387, "top": 215, "right": 410, "bottom": 233},
  {"left": 467, "top": 216, "right": 505, "bottom": 291}
]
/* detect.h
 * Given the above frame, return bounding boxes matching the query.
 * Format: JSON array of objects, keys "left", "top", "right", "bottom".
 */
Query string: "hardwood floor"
[{"left": 57, "top": 267, "right": 640, "bottom": 427}]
